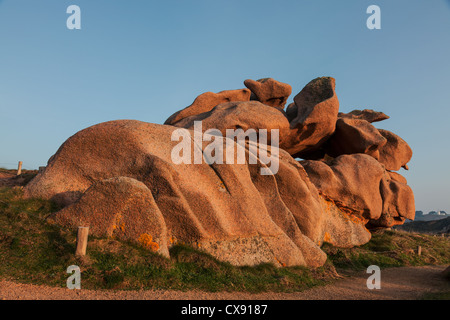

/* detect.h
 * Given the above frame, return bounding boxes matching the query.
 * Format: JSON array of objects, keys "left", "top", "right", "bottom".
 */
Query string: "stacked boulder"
[{"left": 24, "top": 77, "right": 415, "bottom": 267}]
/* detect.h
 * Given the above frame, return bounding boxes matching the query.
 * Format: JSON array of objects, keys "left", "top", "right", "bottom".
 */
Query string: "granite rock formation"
[
  {"left": 244, "top": 78, "right": 292, "bottom": 109},
  {"left": 24, "top": 76, "right": 415, "bottom": 267}
]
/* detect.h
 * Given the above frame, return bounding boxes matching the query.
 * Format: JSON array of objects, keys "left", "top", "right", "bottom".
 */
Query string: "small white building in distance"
[{"left": 427, "top": 210, "right": 448, "bottom": 216}]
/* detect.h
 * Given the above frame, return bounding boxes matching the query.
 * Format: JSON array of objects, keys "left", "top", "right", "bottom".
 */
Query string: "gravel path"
[{"left": 1, "top": 265, "right": 448, "bottom": 300}]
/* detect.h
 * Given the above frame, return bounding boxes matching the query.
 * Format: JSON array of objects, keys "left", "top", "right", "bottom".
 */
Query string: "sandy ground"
[{"left": 0, "top": 265, "right": 448, "bottom": 300}]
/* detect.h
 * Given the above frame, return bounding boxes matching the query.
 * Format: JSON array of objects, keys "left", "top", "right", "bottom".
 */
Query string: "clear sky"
[{"left": 0, "top": 0, "right": 449, "bottom": 213}]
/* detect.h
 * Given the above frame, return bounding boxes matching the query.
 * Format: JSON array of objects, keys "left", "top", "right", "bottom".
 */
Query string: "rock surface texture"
[
  {"left": 164, "top": 89, "right": 251, "bottom": 125},
  {"left": 244, "top": 78, "right": 292, "bottom": 109},
  {"left": 338, "top": 109, "right": 389, "bottom": 123},
  {"left": 323, "top": 118, "right": 387, "bottom": 159},
  {"left": 25, "top": 76, "right": 415, "bottom": 267},
  {"left": 282, "top": 77, "right": 340, "bottom": 158}
]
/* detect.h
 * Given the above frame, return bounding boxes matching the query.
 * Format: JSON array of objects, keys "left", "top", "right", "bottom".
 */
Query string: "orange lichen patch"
[
  {"left": 149, "top": 242, "right": 159, "bottom": 251},
  {"left": 274, "top": 256, "right": 286, "bottom": 267},
  {"left": 138, "top": 233, "right": 160, "bottom": 252},
  {"left": 347, "top": 213, "right": 367, "bottom": 224},
  {"left": 192, "top": 241, "right": 202, "bottom": 249},
  {"left": 139, "top": 233, "right": 152, "bottom": 245},
  {"left": 319, "top": 192, "right": 368, "bottom": 225},
  {"left": 113, "top": 214, "right": 126, "bottom": 233},
  {"left": 323, "top": 232, "right": 331, "bottom": 243}
]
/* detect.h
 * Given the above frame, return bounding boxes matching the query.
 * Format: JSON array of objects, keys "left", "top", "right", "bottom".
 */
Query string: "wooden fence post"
[
  {"left": 75, "top": 227, "right": 89, "bottom": 256},
  {"left": 17, "top": 161, "right": 23, "bottom": 175},
  {"left": 417, "top": 245, "right": 422, "bottom": 256}
]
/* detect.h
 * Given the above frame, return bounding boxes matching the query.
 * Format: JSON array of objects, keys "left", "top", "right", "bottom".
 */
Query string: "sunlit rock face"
[{"left": 25, "top": 77, "right": 414, "bottom": 267}]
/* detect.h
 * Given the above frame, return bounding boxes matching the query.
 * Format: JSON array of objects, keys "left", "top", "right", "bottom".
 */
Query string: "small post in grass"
[
  {"left": 76, "top": 226, "right": 89, "bottom": 256},
  {"left": 17, "top": 161, "right": 23, "bottom": 175},
  {"left": 417, "top": 245, "right": 422, "bottom": 256}
]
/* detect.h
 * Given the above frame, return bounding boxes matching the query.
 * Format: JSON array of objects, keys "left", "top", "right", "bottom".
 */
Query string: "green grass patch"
[
  {"left": 420, "top": 291, "right": 450, "bottom": 300},
  {"left": 322, "top": 230, "right": 450, "bottom": 270},
  {"left": 422, "top": 291, "right": 450, "bottom": 300}
]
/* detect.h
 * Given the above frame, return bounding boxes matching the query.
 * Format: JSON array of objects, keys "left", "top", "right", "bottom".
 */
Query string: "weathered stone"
[
  {"left": 282, "top": 77, "right": 339, "bottom": 157},
  {"left": 172, "top": 101, "right": 290, "bottom": 146},
  {"left": 25, "top": 120, "right": 325, "bottom": 267},
  {"left": 164, "top": 89, "right": 251, "bottom": 125},
  {"left": 377, "top": 129, "right": 413, "bottom": 171},
  {"left": 338, "top": 109, "right": 389, "bottom": 123},
  {"left": 244, "top": 78, "right": 292, "bottom": 109},
  {"left": 302, "top": 154, "right": 385, "bottom": 220},
  {"left": 23, "top": 75, "right": 416, "bottom": 267},
  {"left": 48, "top": 177, "right": 169, "bottom": 257},
  {"left": 285, "top": 102, "right": 297, "bottom": 122},
  {"left": 302, "top": 154, "right": 415, "bottom": 230},
  {"left": 319, "top": 196, "right": 371, "bottom": 248},
  {"left": 369, "top": 171, "right": 415, "bottom": 228},
  {"left": 324, "top": 118, "right": 387, "bottom": 158}
]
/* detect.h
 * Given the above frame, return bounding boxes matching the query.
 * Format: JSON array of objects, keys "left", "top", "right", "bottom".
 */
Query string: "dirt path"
[{"left": 0, "top": 265, "right": 448, "bottom": 300}]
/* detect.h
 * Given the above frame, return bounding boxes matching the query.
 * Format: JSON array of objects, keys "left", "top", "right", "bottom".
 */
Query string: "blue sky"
[{"left": 0, "top": 0, "right": 449, "bottom": 212}]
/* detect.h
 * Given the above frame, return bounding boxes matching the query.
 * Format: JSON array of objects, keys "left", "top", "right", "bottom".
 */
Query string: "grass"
[
  {"left": 421, "top": 291, "right": 450, "bottom": 300},
  {"left": 0, "top": 168, "right": 38, "bottom": 186},
  {"left": 1, "top": 185, "right": 449, "bottom": 292},
  {"left": 322, "top": 229, "right": 450, "bottom": 270}
]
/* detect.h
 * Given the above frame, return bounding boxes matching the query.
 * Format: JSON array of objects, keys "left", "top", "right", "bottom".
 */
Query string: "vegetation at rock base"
[
  {"left": 1, "top": 185, "right": 449, "bottom": 292},
  {"left": 0, "top": 168, "right": 38, "bottom": 186},
  {"left": 420, "top": 291, "right": 450, "bottom": 300},
  {"left": 322, "top": 230, "right": 450, "bottom": 270},
  {"left": 0, "top": 186, "right": 333, "bottom": 292}
]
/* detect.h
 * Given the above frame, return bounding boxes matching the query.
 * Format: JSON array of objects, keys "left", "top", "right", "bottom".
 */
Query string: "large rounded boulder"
[
  {"left": 282, "top": 77, "right": 339, "bottom": 157},
  {"left": 25, "top": 120, "right": 327, "bottom": 267}
]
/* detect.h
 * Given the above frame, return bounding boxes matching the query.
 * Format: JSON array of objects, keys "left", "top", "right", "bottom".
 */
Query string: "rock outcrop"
[
  {"left": 171, "top": 101, "right": 290, "bottom": 146},
  {"left": 244, "top": 78, "right": 292, "bottom": 109},
  {"left": 373, "top": 171, "right": 415, "bottom": 228},
  {"left": 323, "top": 118, "right": 387, "bottom": 159},
  {"left": 24, "top": 76, "right": 415, "bottom": 267},
  {"left": 377, "top": 129, "right": 413, "bottom": 171},
  {"left": 48, "top": 176, "right": 170, "bottom": 257},
  {"left": 26, "top": 120, "right": 328, "bottom": 267},
  {"left": 338, "top": 109, "right": 389, "bottom": 123},
  {"left": 164, "top": 89, "right": 251, "bottom": 125},
  {"left": 282, "top": 77, "right": 340, "bottom": 158},
  {"left": 301, "top": 154, "right": 385, "bottom": 221}
]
